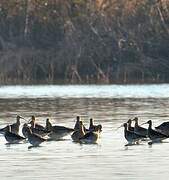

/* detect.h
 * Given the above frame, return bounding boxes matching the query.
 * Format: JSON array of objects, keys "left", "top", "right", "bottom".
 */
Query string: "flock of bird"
[
  {"left": 122, "top": 117, "right": 169, "bottom": 145},
  {"left": 1, "top": 115, "right": 169, "bottom": 148},
  {"left": 0, "top": 115, "right": 102, "bottom": 148}
]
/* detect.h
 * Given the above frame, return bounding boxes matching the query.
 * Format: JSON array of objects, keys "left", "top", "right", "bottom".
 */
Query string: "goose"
[
  {"left": 0, "top": 115, "right": 23, "bottom": 135},
  {"left": 46, "top": 118, "right": 74, "bottom": 140},
  {"left": 4, "top": 125, "right": 25, "bottom": 143}
]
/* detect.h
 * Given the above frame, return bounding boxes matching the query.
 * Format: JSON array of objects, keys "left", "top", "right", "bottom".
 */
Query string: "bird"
[
  {"left": 79, "top": 131, "right": 99, "bottom": 144},
  {"left": 74, "top": 116, "right": 88, "bottom": 132},
  {"left": 72, "top": 117, "right": 99, "bottom": 144},
  {"left": 45, "top": 118, "right": 52, "bottom": 131},
  {"left": 123, "top": 123, "right": 146, "bottom": 145},
  {"left": 155, "top": 121, "right": 169, "bottom": 135},
  {"left": 0, "top": 115, "right": 23, "bottom": 135},
  {"left": 22, "top": 123, "right": 29, "bottom": 138},
  {"left": 89, "top": 118, "right": 102, "bottom": 133},
  {"left": 31, "top": 127, "right": 50, "bottom": 137},
  {"left": 4, "top": 125, "right": 25, "bottom": 144},
  {"left": 133, "top": 117, "right": 148, "bottom": 137},
  {"left": 46, "top": 118, "right": 74, "bottom": 140},
  {"left": 74, "top": 116, "right": 81, "bottom": 130},
  {"left": 143, "top": 120, "right": 169, "bottom": 144},
  {"left": 71, "top": 121, "right": 86, "bottom": 142},
  {"left": 28, "top": 116, "right": 49, "bottom": 136},
  {"left": 29, "top": 116, "right": 45, "bottom": 130},
  {"left": 26, "top": 126, "right": 46, "bottom": 146},
  {"left": 127, "top": 119, "right": 134, "bottom": 132}
]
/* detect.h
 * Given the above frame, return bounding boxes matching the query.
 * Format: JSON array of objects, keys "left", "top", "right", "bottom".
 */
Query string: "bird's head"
[{"left": 133, "top": 117, "right": 138, "bottom": 122}]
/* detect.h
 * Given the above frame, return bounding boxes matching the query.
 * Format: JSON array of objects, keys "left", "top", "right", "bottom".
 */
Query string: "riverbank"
[{"left": 0, "top": 1, "right": 168, "bottom": 85}]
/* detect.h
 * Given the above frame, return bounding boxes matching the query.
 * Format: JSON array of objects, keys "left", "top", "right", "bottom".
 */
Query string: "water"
[
  {"left": 0, "top": 84, "right": 169, "bottom": 99},
  {"left": 0, "top": 85, "right": 169, "bottom": 179}
]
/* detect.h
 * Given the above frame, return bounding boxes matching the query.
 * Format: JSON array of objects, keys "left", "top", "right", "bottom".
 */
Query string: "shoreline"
[{"left": 0, "top": 80, "right": 167, "bottom": 86}]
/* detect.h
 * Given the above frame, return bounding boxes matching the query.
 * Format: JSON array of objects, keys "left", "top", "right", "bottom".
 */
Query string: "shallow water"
[
  {"left": 0, "top": 84, "right": 169, "bottom": 99},
  {"left": 0, "top": 85, "right": 169, "bottom": 179}
]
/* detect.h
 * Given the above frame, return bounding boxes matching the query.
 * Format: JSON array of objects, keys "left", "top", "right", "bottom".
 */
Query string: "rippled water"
[{"left": 0, "top": 85, "right": 169, "bottom": 179}]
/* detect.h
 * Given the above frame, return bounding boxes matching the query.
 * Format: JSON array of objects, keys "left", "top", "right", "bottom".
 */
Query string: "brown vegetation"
[{"left": 0, "top": 0, "right": 168, "bottom": 84}]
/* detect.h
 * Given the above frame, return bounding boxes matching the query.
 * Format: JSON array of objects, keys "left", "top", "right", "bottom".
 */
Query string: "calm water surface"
[{"left": 0, "top": 85, "right": 169, "bottom": 180}]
